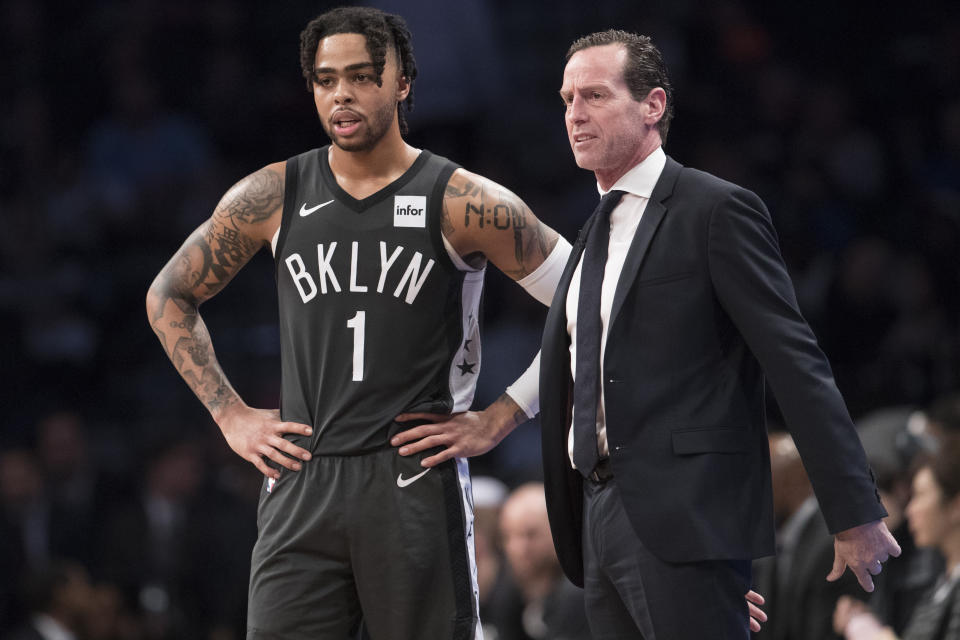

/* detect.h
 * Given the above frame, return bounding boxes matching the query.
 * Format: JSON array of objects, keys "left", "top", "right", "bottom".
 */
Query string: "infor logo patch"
[{"left": 394, "top": 195, "right": 427, "bottom": 228}]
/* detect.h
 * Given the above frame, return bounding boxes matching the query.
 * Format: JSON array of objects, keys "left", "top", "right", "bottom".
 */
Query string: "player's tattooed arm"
[
  {"left": 147, "top": 161, "right": 313, "bottom": 480},
  {"left": 441, "top": 169, "right": 559, "bottom": 280},
  {"left": 146, "top": 163, "right": 284, "bottom": 416}
]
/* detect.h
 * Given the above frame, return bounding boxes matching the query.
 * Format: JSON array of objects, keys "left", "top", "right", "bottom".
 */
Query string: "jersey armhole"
[
  {"left": 272, "top": 155, "right": 301, "bottom": 262},
  {"left": 426, "top": 160, "right": 462, "bottom": 275}
]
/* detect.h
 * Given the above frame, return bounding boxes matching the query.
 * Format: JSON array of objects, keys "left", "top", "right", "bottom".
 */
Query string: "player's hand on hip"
[
  {"left": 391, "top": 410, "right": 501, "bottom": 468},
  {"left": 218, "top": 405, "right": 313, "bottom": 479},
  {"left": 745, "top": 589, "right": 767, "bottom": 632},
  {"left": 827, "top": 519, "right": 901, "bottom": 592}
]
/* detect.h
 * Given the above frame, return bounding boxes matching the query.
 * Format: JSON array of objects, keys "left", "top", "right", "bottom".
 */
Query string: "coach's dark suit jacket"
[{"left": 540, "top": 155, "right": 886, "bottom": 587}]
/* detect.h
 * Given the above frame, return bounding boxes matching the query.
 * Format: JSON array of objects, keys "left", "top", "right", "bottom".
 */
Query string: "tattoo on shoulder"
[
  {"left": 443, "top": 175, "right": 482, "bottom": 237},
  {"left": 445, "top": 177, "right": 482, "bottom": 199},
  {"left": 221, "top": 167, "right": 283, "bottom": 225}
]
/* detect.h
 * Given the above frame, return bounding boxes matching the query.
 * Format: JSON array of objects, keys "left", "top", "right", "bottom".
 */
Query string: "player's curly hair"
[
  {"left": 567, "top": 30, "right": 675, "bottom": 144},
  {"left": 299, "top": 7, "right": 418, "bottom": 135}
]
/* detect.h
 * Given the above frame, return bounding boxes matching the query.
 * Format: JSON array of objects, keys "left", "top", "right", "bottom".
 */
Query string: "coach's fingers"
[
  {"left": 851, "top": 566, "right": 875, "bottom": 593},
  {"left": 268, "top": 435, "right": 312, "bottom": 461},
  {"left": 748, "top": 600, "right": 766, "bottom": 623},
  {"left": 826, "top": 551, "right": 847, "bottom": 582}
]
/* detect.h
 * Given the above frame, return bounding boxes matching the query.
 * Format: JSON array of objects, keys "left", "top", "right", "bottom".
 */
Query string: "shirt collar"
[{"left": 597, "top": 145, "right": 667, "bottom": 199}]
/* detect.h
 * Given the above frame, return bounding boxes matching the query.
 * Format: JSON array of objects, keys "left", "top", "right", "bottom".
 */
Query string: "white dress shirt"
[{"left": 567, "top": 146, "right": 667, "bottom": 467}]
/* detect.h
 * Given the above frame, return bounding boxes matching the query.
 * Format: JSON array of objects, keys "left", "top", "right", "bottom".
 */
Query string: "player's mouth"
[{"left": 332, "top": 110, "right": 362, "bottom": 135}]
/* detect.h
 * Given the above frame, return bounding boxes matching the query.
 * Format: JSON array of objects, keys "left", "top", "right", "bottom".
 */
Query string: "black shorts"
[{"left": 247, "top": 447, "right": 480, "bottom": 639}]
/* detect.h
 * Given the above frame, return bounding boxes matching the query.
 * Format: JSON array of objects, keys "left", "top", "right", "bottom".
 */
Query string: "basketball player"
[{"left": 146, "top": 7, "right": 564, "bottom": 639}]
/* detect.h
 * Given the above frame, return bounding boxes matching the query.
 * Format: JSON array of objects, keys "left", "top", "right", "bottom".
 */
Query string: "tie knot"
[{"left": 597, "top": 189, "right": 626, "bottom": 221}]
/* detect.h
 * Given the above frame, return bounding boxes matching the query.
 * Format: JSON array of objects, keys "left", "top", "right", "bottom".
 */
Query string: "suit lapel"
[
  {"left": 608, "top": 156, "right": 682, "bottom": 328},
  {"left": 544, "top": 216, "right": 593, "bottom": 337}
]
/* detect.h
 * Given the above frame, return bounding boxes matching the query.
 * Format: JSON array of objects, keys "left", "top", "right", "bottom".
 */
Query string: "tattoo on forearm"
[
  {"left": 493, "top": 393, "right": 530, "bottom": 429},
  {"left": 148, "top": 290, "right": 239, "bottom": 415}
]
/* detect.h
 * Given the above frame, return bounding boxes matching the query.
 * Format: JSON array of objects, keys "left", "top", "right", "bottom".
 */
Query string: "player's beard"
[{"left": 324, "top": 97, "right": 398, "bottom": 153}]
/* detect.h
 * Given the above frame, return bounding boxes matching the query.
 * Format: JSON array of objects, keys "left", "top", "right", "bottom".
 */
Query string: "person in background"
[
  {"left": 7, "top": 559, "right": 93, "bottom": 640},
  {"left": 923, "top": 393, "right": 960, "bottom": 445},
  {"left": 834, "top": 437, "right": 960, "bottom": 640},
  {"left": 498, "top": 483, "right": 592, "bottom": 640}
]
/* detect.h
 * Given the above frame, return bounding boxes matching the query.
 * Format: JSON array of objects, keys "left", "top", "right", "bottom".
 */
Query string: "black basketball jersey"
[{"left": 273, "top": 147, "right": 484, "bottom": 455}]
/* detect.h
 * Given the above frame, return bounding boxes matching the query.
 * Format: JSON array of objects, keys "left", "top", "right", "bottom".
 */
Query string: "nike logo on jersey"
[
  {"left": 397, "top": 468, "right": 431, "bottom": 488},
  {"left": 300, "top": 200, "right": 335, "bottom": 216}
]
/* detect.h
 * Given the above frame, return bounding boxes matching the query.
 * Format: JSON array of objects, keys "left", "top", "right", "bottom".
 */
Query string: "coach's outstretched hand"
[
  {"left": 827, "top": 519, "right": 902, "bottom": 592},
  {"left": 218, "top": 405, "right": 313, "bottom": 479},
  {"left": 392, "top": 394, "right": 529, "bottom": 467}
]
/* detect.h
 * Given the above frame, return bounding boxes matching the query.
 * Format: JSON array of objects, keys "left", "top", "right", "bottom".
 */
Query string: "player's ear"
[{"left": 396, "top": 74, "right": 410, "bottom": 102}]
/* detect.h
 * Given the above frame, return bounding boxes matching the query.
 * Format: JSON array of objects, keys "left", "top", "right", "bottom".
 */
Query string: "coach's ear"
[{"left": 642, "top": 87, "right": 666, "bottom": 128}]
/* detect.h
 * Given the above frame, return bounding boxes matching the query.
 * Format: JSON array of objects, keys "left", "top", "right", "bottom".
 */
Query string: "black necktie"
[{"left": 572, "top": 190, "right": 625, "bottom": 477}]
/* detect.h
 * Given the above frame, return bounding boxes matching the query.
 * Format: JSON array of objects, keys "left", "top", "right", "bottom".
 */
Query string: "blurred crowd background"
[{"left": 2, "top": 0, "right": 959, "bottom": 638}]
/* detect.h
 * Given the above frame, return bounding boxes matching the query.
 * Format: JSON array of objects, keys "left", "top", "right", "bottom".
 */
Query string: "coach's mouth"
[{"left": 572, "top": 133, "right": 596, "bottom": 147}]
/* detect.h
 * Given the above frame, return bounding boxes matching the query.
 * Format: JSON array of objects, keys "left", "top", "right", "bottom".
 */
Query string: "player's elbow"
[{"left": 145, "top": 277, "right": 164, "bottom": 321}]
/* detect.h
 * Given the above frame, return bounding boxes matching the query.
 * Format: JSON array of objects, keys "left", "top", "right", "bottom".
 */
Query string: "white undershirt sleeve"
[
  {"left": 515, "top": 237, "right": 572, "bottom": 306},
  {"left": 505, "top": 351, "right": 540, "bottom": 419},
  {"left": 502, "top": 237, "right": 572, "bottom": 419}
]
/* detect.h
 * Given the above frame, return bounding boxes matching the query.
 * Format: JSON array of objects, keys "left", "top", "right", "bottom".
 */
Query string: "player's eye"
[{"left": 314, "top": 75, "right": 334, "bottom": 88}]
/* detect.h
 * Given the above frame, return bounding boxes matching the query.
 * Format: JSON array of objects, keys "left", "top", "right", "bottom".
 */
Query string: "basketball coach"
[{"left": 539, "top": 30, "right": 901, "bottom": 639}]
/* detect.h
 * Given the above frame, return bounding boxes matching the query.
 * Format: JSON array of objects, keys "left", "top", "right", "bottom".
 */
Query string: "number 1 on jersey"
[{"left": 346, "top": 311, "right": 365, "bottom": 381}]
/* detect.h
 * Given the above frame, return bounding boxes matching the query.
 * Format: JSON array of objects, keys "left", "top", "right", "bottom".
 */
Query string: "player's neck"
[{"left": 328, "top": 126, "right": 419, "bottom": 185}]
